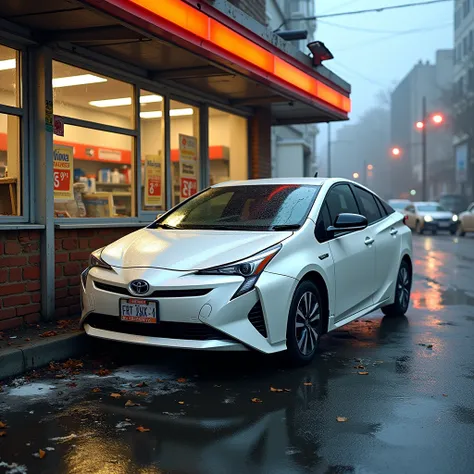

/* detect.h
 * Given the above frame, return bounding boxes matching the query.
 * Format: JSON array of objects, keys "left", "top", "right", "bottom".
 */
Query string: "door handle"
[
  {"left": 364, "top": 237, "right": 374, "bottom": 246},
  {"left": 390, "top": 228, "right": 398, "bottom": 236}
]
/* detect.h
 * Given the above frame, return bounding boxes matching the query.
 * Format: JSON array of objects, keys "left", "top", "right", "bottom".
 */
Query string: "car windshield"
[
  {"left": 417, "top": 204, "right": 446, "bottom": 212},
  {"left": 151, "top": 184, "right": 321, "bottom": 231},
  {"left": 390, "top": 201, "right": 410, "bottom": 210}
]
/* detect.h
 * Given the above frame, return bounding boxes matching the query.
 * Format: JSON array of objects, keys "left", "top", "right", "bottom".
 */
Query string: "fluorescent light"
[
  {"left": 140, "top": 108, "right": 194, "bottom": 119},
  {"left": 89, "top": 95, "right": 163, "bottom": 108},
  {"left": 53, "top": 74, "right": 107, "bottom": 88},
  {"left": 0, "top": 59, "right": 16, "bottom": 71}
]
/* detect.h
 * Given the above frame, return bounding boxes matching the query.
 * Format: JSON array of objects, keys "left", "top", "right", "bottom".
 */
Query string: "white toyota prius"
[{"left": 80, "top": 178, "right": 413, "bottom": 365}]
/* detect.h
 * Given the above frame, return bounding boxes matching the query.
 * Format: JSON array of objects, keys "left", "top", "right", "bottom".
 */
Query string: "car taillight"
[{"left": 403, "top": 215, "right": 409, "bottom": 225}]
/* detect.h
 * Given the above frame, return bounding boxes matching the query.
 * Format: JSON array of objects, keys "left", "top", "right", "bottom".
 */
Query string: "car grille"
[
  {"left": 85, "top": 313, "right": 234, "bottom": 341},
  {"left": 434, "top": 218, "right": 451, "bottom": 223},
  {"left": 248, "top": 301, "right": 267, "bottom": 338},
  {"left": 94, "top": 282, "right": 212, "bottom": 298}
]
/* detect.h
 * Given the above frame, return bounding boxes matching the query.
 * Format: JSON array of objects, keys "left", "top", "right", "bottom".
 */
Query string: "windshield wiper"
[
  {"left": 153, "top": 223, "right": 178, "bottom": 229},
  {"left": 270, "top": 224, "right": 301, "bottom": 231}
]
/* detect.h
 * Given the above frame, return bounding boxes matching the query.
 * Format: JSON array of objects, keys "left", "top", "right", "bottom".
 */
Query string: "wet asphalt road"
[{"left": 1, "top": 234, "right": 474, "bottom": 474}]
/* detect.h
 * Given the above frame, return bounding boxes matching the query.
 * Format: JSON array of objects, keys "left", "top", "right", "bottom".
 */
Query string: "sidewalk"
[{"left": 0, "top": 317, "right": 90, "bottom": 381}]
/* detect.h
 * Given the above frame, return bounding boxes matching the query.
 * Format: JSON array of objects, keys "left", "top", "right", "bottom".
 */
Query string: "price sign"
[
  {"left": 53, "top": 145, "right": 74, "bottom": 200},
  {"left": 144, "top": 155, "right": 163, "bottom": 207},
  {"left": 54, "top": 170, "right": 71, "bottom": 191},
  {"left": 180, "top": 177, "right": 197, "bottom": 199},
  {"left": 179, "top": 134, "right": 198, "bottom": 200}
]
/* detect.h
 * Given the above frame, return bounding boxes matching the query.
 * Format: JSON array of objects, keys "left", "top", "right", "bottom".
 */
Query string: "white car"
[
  {"left": 404, "top": 201, "right": 458, "bottom": 235},
  {"left": 80, "top": 178, "right": 412, "bottom": 365},
  {"left": 457, "top": 202, "right": 474, "bottom": 236}
]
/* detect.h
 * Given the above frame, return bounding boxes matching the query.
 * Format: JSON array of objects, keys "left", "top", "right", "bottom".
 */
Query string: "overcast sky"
[{"left": 316, "top": 0, "right": 453, "bottom": 152}]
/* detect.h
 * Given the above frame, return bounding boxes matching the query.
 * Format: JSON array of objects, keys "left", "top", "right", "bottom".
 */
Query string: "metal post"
[
  {"left": 421, "top": 96, "right": 427, "bottom": 201},
  {"left": 327, "top": 122, "right": 331, "bottom": 178}
]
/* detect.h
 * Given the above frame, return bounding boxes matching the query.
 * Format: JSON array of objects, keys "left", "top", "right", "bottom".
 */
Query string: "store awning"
[{"left": 0, "top": 0, "right": 351, "bottom": 124}]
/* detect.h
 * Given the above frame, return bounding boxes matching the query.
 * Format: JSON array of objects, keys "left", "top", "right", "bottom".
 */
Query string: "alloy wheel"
[
  {"left": 397, "top": 266, "right": 410, "bottom": 311},
  {"left": 295, "top": 291, "right": 320, "bottom": 356}
]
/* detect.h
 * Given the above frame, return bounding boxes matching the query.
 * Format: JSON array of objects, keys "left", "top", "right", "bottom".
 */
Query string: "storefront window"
[
  {"left": 52, "top": 61, "right": 135, "bottom": 218},
  {"left": 209, "top": 108, "right": 248, "bottom": 185},
  {"left": 140, "top": 90, "right": 165, "bottom": 211},
  {"left": 170, "top": 100, "right": 200, "bottom": 207},
  {"left": 0, "top": 45, "right": 22, "bottom": 217}
]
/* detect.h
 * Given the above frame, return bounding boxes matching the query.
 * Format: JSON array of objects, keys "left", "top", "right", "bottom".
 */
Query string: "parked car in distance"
[
  {"left": 404, "top": 201, "right": 458, "bottom": 235},
  {"left": 80, "top": 178, "right": 412, "bottom": 366},
  {"left": 438, "top": 194, "right": 468, "bottom": 215},
  {"left": 388, "top": 199, "right": 412, "bottom": 212},
  {"left": 457, "top": 202, "right": 474, "bottom": 236}
]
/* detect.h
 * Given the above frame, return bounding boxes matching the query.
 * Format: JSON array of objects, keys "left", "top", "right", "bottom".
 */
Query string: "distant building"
[
  {"left": 266, "top": 0, "right": 319, "bottom": 177},
  {"left": 390, "top": 51, "right": 454, "bottom": 200}
]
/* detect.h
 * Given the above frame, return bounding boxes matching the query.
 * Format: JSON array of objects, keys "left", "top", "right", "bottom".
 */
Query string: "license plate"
[
  {"left": 120, "top": 299, "right": 158, "bottom": 323},
  {"left": 439, "top": 222, "right": 449, "bottom": 228}
]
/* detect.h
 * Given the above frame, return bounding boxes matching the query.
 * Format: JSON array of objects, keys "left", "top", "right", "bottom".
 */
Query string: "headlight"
[
  {"left": 198, "top": 244, "right": 282, "bottom": 299},
  {"left": 424, "top": 215, "right": 433, "bottom": 222},
  {"left": 452, "top": 214, "right": 458, "bottom": 222},
  {"left": 89, "top": 247, "right": 113, "bottom": 270}
]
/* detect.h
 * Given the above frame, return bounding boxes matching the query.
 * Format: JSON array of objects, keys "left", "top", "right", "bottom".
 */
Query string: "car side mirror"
[{"left": 327, "top": 213, "right": 368, "bottom": 232}]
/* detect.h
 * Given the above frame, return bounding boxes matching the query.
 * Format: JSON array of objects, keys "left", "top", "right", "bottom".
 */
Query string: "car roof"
[{"left": 211, "top": 177, "right": 345, "bottom": 187}]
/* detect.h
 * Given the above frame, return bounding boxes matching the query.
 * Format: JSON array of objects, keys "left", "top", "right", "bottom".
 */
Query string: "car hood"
[
  {"left": 418, "top": 211, "right": 453, "bottom": 219},
  {"left": 100, "top": 228, "right": 292, "bottom": 270}
]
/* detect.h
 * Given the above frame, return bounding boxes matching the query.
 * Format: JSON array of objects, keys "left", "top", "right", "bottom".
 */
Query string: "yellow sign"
[
  {"left": 53, "top": 144, "right": 74, "bottom": 200},
  {"left": 144, "top": 154, "right": 163, "bottom": 207},
  {"left": 179, "top": 134, "right": 198, "bottom": 199}
]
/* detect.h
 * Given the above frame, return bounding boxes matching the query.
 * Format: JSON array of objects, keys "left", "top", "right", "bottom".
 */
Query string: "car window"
[
  {"left": 325, "top": 184, "right": 359, "bottom": 223},
  {"left": 315, "top": 202, "right": 333, "bottom": 243},
  {"left": 353, "top": 187, "right": 383, "bottom": 224},
  {"left": 377, "top": 197, "right": 394, "bottom": 215},
  {"left": 417, "top": 204, "right": 446, "bottom": 212},
  {"left": 185, "top": 192, "right": 233, "bottom": 222},
  {"left": 406, "top": 205, "right": 414, "bottom": 213}
]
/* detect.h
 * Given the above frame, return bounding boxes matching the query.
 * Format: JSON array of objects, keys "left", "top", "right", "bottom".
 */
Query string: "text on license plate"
[{"left": 120, "top": 299, "right": 157, "bottom": 323}]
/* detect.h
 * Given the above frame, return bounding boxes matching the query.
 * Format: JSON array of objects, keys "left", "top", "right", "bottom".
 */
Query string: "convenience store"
[{"left": 0, "top": 0, "right": 351, "bottom": 329}]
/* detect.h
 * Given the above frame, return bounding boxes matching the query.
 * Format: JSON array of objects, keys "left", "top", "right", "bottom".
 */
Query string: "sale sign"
[
  {"left": 179, "top": 134, "right": 198, "bottom": 200},
  {"left": 144, "top": 154, "right": 163, "bottom": 207},
  {"left": 53, "top": 145, "right": 74, "bottom": 200}
]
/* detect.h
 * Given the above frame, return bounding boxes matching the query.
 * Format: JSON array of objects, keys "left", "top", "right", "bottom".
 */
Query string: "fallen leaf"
[
  {"left": 110, "top": 393, "right": 122, "bottom": 399},
  {"left": 0, "top": 422, "right": 6, "bottom": 429},
  {"left": 0, "top": 431, "right": 6, "bottom": 437},
  {"left": 135, "top": 382, "right": 148, "bottom": 388},
  {"left": 355, "top": 365, "right": 365, "bottom": 369},
  {"left": 55, "top": 374, "right": 65, "bottom": 379},
  {"left": 251, "top": 398, "right": 263, "bottom": 403},
  {"left": 95, "top": 369, "right": 111, "bottom": 377},
  {"left": 125, "top": 400, "right": 140, "bottom": 407},
  {"left": 40, "top": 331, "right": 57, "bottom": 338},
  {"left": 177, "top": 378, "right": 187, "bottom": 383},
  {"left": 134, "top": 391, "right": 148, "bottom": 397},
  {"left": 91, "top": 388, "right": 101, "bottom": 393},
  {"left": 303, "top": 382, "right": 313, "bottom": 386},
  {"left": 270, "top": 387, "right": 284, "bottom": 392},
  {"left": 62, "top": 359, "right": 83, "bottom": 370},
  {"left": 178, "top": 401, "right": 185, "bottom": 405},
  {"left": 38, "top": 449, "right": 46, "bottom": 459},
  {"left": 358, "top": 371, "right": 369, "bottom": 375},
  {"left": 136, "top": 426, "right": 150, "bottom": 432},
  {"left": 336, "top": 416, "right": 348, "bottom": 422},
  {"left": 25, "top": 338, "right": 31, "bottom": 342}
]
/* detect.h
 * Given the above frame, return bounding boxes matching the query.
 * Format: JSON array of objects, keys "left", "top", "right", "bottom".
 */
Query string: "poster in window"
[
  {"left": 179, "top": 134, "right": 198, "bottom": 199},
  {"left": 53, "top": 144, "right": 74, "bottom": 200},
  {"left": 144, "top": 153, "right": 163, "bottom": 207}
]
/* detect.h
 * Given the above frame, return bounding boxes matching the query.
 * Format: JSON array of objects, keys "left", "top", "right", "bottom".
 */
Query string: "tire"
[
  {"left": 382, "top": 260, "right": 412, "bottom": 317},
  {"left": 449, "top": 228, "right": 456, "bottom": 235},
  {"left": 415, "top": 221, "right": 424, "bottom": 234},
  {"left": 285, "top": 281, "right": 324, "bottom": 366},
  {"left": 457, "top": 224, "right": 466, "bottom": 237},
  {"left": 431, "top": 228, "right": 437, "bottom": 235}
]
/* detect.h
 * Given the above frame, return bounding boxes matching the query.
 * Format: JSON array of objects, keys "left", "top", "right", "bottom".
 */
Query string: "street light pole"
[
  {"left": 327, "top": 122, "right": 331, "bottom": 178},
  {"left": 421, "top": 96, "right": 427, "bottom": 201}
]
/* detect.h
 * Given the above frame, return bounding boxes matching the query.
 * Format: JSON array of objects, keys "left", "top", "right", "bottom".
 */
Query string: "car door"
[
  {"left": 466, "top": 204, "right": 474, "bottom": 231},
  {"left": 324, "top": 184, "right": 377, "bottom": 321},
  {"left": 352, "top": 186, "right": 401, "bottom": 304}
]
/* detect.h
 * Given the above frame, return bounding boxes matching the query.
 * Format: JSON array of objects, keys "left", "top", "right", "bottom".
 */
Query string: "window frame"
[
  {"left": 351, "top": 185, "right": 385, "bottom": 226},
  {"left": 0, "top": 39, "right": 30, "bottom": 224}
]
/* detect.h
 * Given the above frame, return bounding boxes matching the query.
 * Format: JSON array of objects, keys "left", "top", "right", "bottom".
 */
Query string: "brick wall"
[
  {"left": 54, "top": 227, "right": 142, "bottom": 318},
  {"left": 0, "top": 230, "right": 42, "bottom": 331},
  {"left": 249, "top": 107, "right": 272, "bottom": 178}
]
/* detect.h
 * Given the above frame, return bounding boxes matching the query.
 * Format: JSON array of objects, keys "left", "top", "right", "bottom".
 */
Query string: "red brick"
[
  {"left": 70, "top": 251, "right": 90, "bottom": 261},
  {"left": 29, "top": 230, "right": 40, "bottom": 240},
  {"left": 56, "top": 288, "right": 68, "bottom": 299},
  {"left": 0, "top": 317, "right": 23, "bottom": 331},
  {"left": 56, "top": 298, "right": 70, "bottom": 309},
  {"left": 23, "top": 266, "right": 41, "bottom": 280},
  {"left": 55, "top": 253, "right": 68, "bottom": 263},
  {"left": 55, "top": 240, "right": 61, "bottom": 251},
  {"left": 0, "top": 242, "right": 4, "bottom": 255},
  {"left": 17, "top": 303, "right": 41, "bottom": 317},
  {"left": 55, "top": 279, "right": 67, "bottom": 289},
  {"left": 88, "top": 237, "right": 105, "bottom": 249},
  {"left": 5, "top": 241, "right": 22, "bottom": 255},
  {"left": 68, "top": 276, "right": 81, "bottom": 286},
  {"left": 9, "top": 268, "right": 22, "bottom": 282},
  {"left": 55, "top": 230, "right": 69, "bottom": 239},
  {"left": 0, "top": 307, "right": 17, "bottom": 320},
  {"left": 31, "top": 292, "right": 41, "bottom": 303},
  {"left": 70, "top": 304, "right": 81, "bottom": 316},
  {"left": 29, "top": 255, "right": 41, "bottom": 264},
  {"left": 79, "top": 238, "right": 89, "bottom": 249},
  {"left": 2, "top": 256, "right": 28, "bottom": 266},
  {"left": 3, "top": 294, "right": 31, "bottom": 307},
  {"left": 55, "top": 266, "right": 63, "bottom": 278},
  {"left": 25, "top": 313, "right": 41, "bottom": 324},
  {"left": 19, "top": 230, "right": 32, "bottom": 243},
  {"left": 68, "top": 286, "right": 80, "bottom": 296},
  {"left": 0, "top": 283, "right": 26, "bottom": 296},
  {"left": 26, "top": 281, "right": 41, "bottom": 291},
  {"left": 55, "top": 307, "right": 69, "bottom": 318},
  {"left": 0, "top": 269, "right": 7, "bottom": 283},
  {"left": 64, "top": 262, "right": 80, "bottom": 276},
  {"left": 6, "top": 233, "right": 19, "bottom": 240},
  {"left": 78, "top": 229, "right": 95, "bottom": 238},
  {"left": 62, "top": 238, "right": 78, "bottom": 250},
  {"left": 22, "top": 242, "right": 39, "bottom": 252}
]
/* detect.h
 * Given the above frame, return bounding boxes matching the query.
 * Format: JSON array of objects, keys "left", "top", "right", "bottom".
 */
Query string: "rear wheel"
[
  {"left": 415, "top": 221, "right": 424, "bottom": 234},
  {"left": 382, "top": 260, "right": 411, "bottom": 317},
  {"left": 285, "top": 281, "right": 324, "bottom": 366}
]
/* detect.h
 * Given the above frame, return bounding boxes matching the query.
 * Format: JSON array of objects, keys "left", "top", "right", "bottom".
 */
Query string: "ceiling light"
[
  {"left": 89, "top": 95, "right": 163, "bottom": 108},
  {"left": 53, "top": 74, "right": 107, "bottom": 88},
  {"left": 170, "top": 108, "right": 194, "bottom": 117},
  {"left": 0, "top": 59, "right": 16, "bottom": 71},
  {"left": 140, "top": 108, "right": 194, "bottom": 119}
]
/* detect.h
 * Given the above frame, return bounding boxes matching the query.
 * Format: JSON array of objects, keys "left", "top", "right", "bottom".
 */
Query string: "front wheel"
[
  {"left": 382, "top": 260, "right": 412, "bottom": 317},
  {"left": 285, "top": 281, "right": 324, "bottom": 366}
]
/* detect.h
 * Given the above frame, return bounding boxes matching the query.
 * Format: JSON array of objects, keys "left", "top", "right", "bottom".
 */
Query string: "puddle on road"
[{"left": 411, "top": 280, "right": 474, "bottom": 311}]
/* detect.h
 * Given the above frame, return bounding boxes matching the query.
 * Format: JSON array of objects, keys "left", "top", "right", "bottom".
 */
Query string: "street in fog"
[{"left": 1, "top": 233, "right": 473, "bottom": 474}]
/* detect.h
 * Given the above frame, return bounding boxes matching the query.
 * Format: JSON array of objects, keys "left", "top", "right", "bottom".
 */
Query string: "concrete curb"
[{"left": 0, "top": 331, "right": 91, "bottom": 380}]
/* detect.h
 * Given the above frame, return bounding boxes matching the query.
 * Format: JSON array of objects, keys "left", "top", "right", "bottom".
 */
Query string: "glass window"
[
  {"left": 315, "top": 202, "right": 332, "bottom": 243},
  {"left": 170, "top": 100, "right": 200, "bottom": 207},
  {"left": 0, "top": 44, "right": 22, "bottom": 217},
  {"left": 325, "top": 184, "right": 359, "bottom": 223},
  {"left": 52, "top": 61, "right": 136, "bottom": 218},
  {"left": 154, "top": 184, "right": 320, "bottom": 231},
  {"left": 209, "top": 108, "right": 248, "bottom": 185},
  {"left": 353, "top": 187, "right": 382, "bottom": 224},
  {"left": 416, "top": 204, "right": 445, "bottom": 212},
  {"left": 140, "top": 89, "right": 165, "bottom": 212}
]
